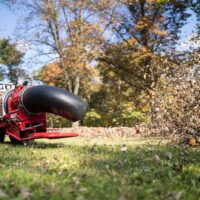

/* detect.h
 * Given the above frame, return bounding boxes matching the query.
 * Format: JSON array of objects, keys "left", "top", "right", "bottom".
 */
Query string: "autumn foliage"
[{"left": 9, "top": 0, "right": 200, "bottom": 133}]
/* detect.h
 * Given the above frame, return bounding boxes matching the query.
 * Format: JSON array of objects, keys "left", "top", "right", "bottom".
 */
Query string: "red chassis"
[{"left": 0, "top": 84, "right": 79, "bottom": 145}]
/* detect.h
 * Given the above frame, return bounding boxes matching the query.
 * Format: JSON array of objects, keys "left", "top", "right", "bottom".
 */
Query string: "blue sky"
[
  {"left": 0, "top": 5, "right": 198, "bottom": 79},
  {"left": 0, "top": 6, "right": 16, "bottom": 38}
]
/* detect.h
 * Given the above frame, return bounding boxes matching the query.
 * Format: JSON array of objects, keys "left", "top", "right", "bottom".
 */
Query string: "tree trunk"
[
  {"left": 50, "top": 117, "right": 54, "bottom": 129},
  {"left": 72, "top": 75, "right": 80, "bottom": 127},
  {"left": 73, "top": 76, "right": 80, "bottom": 95},
  {"left": 72, "top": 121, "right": 79, "bottom": 127}
]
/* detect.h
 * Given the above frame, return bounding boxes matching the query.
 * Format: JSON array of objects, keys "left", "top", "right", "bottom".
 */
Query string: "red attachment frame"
[
  {"left": 7, "top": 131, "right": 79, "bottom": 141},
  {"left": 0, "top": 85, "right": 79, "bottom": 142}
]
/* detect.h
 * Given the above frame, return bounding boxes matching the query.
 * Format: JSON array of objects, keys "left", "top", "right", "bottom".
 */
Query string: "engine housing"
[{"left": 0, "top": 82, "right": 86, "bottom": 144}]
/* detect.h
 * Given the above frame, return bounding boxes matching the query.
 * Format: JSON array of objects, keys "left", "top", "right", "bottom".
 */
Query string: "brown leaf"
[
  {"left": 165, "top": 152, "right": 172, "bottom": 160},
  {"left": 118, "top": 195, "right": 126, "bottom": 200},
  {"left": 79, "top": 187, "right": 88, "bottom": 193},
  {"left": 173, "top": 163, "right": 183, "bottom": 172},
  {"left": 0, "top": 189, "right": 7, "bottom": 198},
  {"left": 121, "top": 145, "right": 128, "bottom": 152},
  {"left": 45, "top": 182, "right": 59, "bottom": 194},
  {"left": 20, "top": 187, "right": 31, "bottom": 199},
  {"left": 154, "top": 154, "right": 161, "bottom": 163}
]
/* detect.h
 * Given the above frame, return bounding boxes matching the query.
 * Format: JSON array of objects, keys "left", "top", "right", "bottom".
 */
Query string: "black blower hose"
[{"left": 20, "top": 85, "right": 87, "bottom": 122}]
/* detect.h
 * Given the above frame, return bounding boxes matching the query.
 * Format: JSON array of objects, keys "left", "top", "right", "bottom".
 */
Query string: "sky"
[
  {"left": 0, "top": 6, "right": 16, "bottom": 38},
  {"left": 0, "top": 5, "right": 198, "bottom": 81},
  {"left": 0, "top": 5, "right": 53, "bottom": 82}
]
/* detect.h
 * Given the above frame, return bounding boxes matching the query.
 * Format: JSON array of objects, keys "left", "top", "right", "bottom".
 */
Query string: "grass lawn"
[{"left": 0, "top": 136, "right": 200, "bottom": 200}]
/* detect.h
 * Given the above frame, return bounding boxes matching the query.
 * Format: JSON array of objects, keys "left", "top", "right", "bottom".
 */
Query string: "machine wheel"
[
  {"left": 8, "top": 124, "right": 23, "bottom": 145},
  {"left": 9, "top": 124, "right": 34, "bottom": 146},
  {"left": 0, "top": 129, "right": 6, "bottom": 143},
  {"left": 9, "top": 135, "right": 22, "bottom": 145},
  {"left": 21, "top": 132, "right": 34, "bottom": 146},
  {"left": 0, "top": 134, "right": 5, "bottom": 143},
  {"left": 9, "top": 134, "right": 34, "bottom": 146},
  {"left": 8, "top": 124, "right": 34, "bottom": 145}
]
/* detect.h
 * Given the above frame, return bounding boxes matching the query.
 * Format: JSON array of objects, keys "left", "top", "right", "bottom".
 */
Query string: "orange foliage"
[{"left": 40, "top": 62, "right": 63, "bottom": 86}]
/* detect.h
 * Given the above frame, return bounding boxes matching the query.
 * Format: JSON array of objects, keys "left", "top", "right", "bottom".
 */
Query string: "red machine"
[{"left": 0, "top": 82, "right": 87, "bottom": 145}]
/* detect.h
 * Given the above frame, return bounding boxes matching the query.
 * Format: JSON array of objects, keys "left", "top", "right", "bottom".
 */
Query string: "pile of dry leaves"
[{"left": 48, "top": 126, "right": 154, "bottom": 138}]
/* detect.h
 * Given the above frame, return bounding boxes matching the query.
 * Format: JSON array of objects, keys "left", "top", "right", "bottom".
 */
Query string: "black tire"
[
  {"left": 0, "top": 133, "right": 5, "bottom": 143},
  {"left": 0, "top": 129, "right": 6, "bottom": 143},
  {"left": 9, "top": 136, "right": 23, "bottom": 145},
  {"left": 9, "top": 133, "right": 34, "bottom": 146}
]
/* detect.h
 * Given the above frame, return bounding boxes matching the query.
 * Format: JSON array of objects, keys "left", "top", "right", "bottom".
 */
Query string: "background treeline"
[{"left": 0, "top": 0, "right": 199, "bottom": 134}]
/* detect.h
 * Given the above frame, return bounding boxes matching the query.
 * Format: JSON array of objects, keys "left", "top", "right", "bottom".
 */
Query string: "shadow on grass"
[
  {"left": 2, "top": 141, "right": 65, "bottom": 148},
  {"left": 61, "top": 143, "right": 200, "bottom": 199},
  {"left": 0, "top": 139, "right": 200, "bottom": 199},
  {"left": 2, "top": 140, "right": 200, "bottom": 172}
]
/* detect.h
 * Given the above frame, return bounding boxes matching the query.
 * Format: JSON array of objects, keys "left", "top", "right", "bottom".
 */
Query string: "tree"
[
  {"left": 84, "top": 62, "right": 149, "bottom": 127},
  {"left": 189, "top": 0, "right": 200, "bottom": 33},
  {"left": 14, "top": 0, "right": 117, "bottom": 95},
  {"left": 98, "top": 0, "right": 196, "bottom": 125},
  {"left": 100, "top": 0, "right": 193, "bottom": 91},
  {"left": 35, "top": 60, "right": 100, "bottom": 99},
  {"left": 35, "top": 62, "right": 64, "bottom": 87},
  {"left": 0, "top": 39, "right": 24, "bottom": 84}
]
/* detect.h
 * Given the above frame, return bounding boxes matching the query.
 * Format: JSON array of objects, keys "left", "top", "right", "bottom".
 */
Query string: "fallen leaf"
[
  {"left": 173, "top": 191, "right": 183, "bottom": 200},
  {"left": 121, "top": 145, "right": 128, "bottom": 152},
  {"left": 197, "top": 137, "right": 200, "bottom": 143},
  {"left": 154, "top": 155, "right": 161, "bottom": 163},
  {"left": 58, "top": 170, "right": 63, "bottom": 176},
  {"left": 79, "top": 187, "right": 88, "bottom": 193},
  {"left": 0, "top": 189, "right": 7, "bottom": 198},
  {"left": 118, "top": 195, "right": 126, "bottom": 200},
  {"left": 45, "top": 182, "right": 59, "bottom": 194},
  {"left": 173, "top": 163, "right": 183, "bottom": 172},
  {"left": 20, "top": 187, "right": 31, "bottom": 199},
  {"left": 188, "top": 138, "right": 197, "bottom": 146},
  {"left": 165, "top": 152, "right": 172, "bottom": 160}
]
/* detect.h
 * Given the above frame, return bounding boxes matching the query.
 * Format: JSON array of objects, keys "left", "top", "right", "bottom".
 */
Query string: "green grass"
[{"left": 0, "top": 136, "right": 200, "bottom": 200}]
